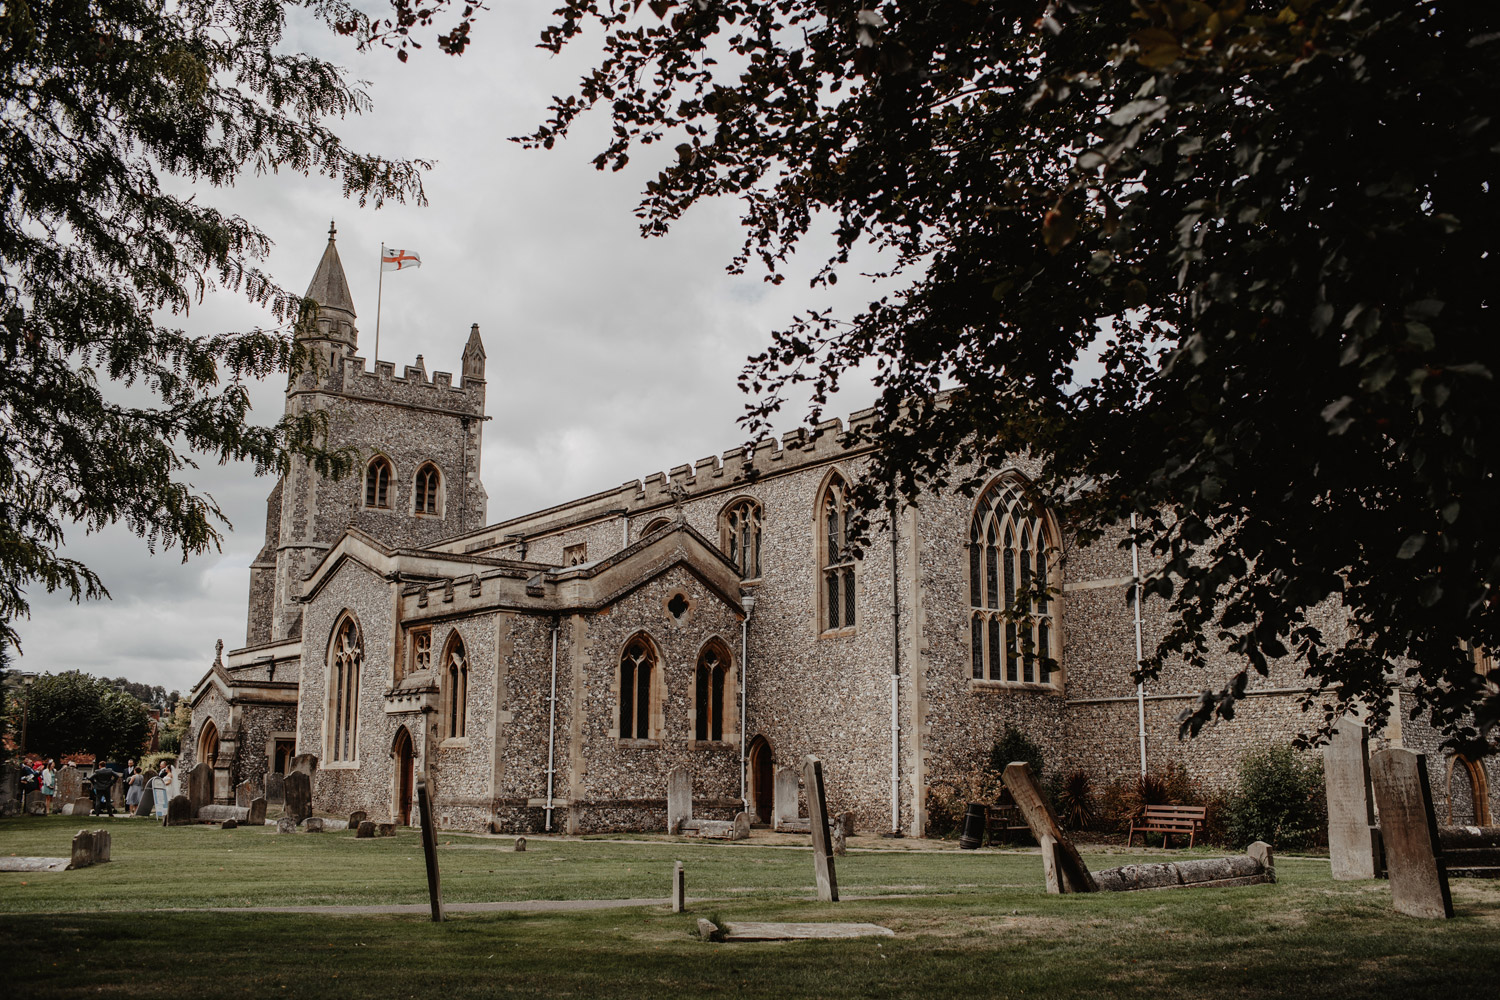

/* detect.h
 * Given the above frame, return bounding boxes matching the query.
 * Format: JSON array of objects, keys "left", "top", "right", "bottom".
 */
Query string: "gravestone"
[
  {"left": 185, "top": 762, "right": 214, "bottom": 818},
  {"left": 348, "top": 810, "right": 367, "bottom": 828},
  {"left": 70, "top": 830, "right": 94, "bottom": 869},
  {"left": 416, "top": 777, "right": 445, "bottom": 922},
  {"left": 667, "top": 766, "right": 692, "bottom": 835},
  {"left": 0, "top": 798, "right": 18, "bottom": 818},
  {"left": 265, "top": 772, "right": 286, "bottom": 805},
  {"left": 235, "top": 780, "right": 259, "bottom": 809},
  {"left": 836, "top": 812, "right": 855, "bottom": 837},
  {"left": 221, "top": 819, "right": 238, "bottom": 830},
  {"left": 25, "top": 791, "right": 46, "bottom": 815},
  {"left": 377, "top": 822, "right": 397, "bottom": 837},
  {"left": 356, "top": 821, "right": 376, "bottom": 838},
  {"left": 163, "top": 795, "right": 193, "bottom": 827},
  {"left": 1325, "top": 717, "right": 1383, "bottom": 880},
  {"left": 732, "top": 811, "right": 751, "bottom": 841},
  {"left": 672, "top": 861, "right": 686, "bottom": 913},
  {"left": 802, "top": 755, "right": 839, "bottom": 903},
  {"left": 304, "top": 817, "right": 325, "bottom": 833},
  {"left": 1001, "top": 762, "right": 1098, "bottom": 894},
  {"left": 514, "top": 836, "right": 526, "bottom": 852},
  {"left": 247, "top": 797, "right": 267, "bottom": 826},
  {"left": 93, "top": 828, "right": 111, "bottom": 863},
  {"left": 283, "top": 771, "right": 312, "bottom": 825},
  {"left": 1370, "top": 748, "right": 1453, "bottom": 919},
  {"left": 290, "top": 754, "right": 319, "bottom": 776},
  {"left": 773, "top": 767, "right": 800, "bottom": 831},
  {"left": 67, "top": 796, "right": 92, "bottom": 816},
  {"left": 830, "top": 822, "right": 847, "bottom": 856},
  {"left": 56, "top": 766, "right": 84, "bottom": 804},
  {"left": 276, "top": 816, "right": 297, "bottom": 834}
]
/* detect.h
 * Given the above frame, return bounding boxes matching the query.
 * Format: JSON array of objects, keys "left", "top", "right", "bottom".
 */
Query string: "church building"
[{"left": 185, "top": 228, "right": 1497, "bottom": 834}]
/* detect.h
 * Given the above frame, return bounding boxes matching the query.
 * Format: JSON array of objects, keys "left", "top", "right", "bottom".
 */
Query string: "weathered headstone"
[
  {"left": 276, "top": 816, "right": 297, "bottom": 834},
  {"left": 667, "top": 766, "right": 692, "bottom": 835},
  {"left": 672, "top": 860, "right": 686, "bottom": 913},
  {"left": 221, "top": 819, "right": 238, "bottom": 830},
  {"left": 283, "top": 771, "right": 312, "bottom": 825},
  {"left": 247, "top": 797, "right": 267, "bottom": 826},
  {"left": 356, "top": 821, "right": 376, "bottom": 838},
  {"left": 290, "top": 754, "right": 319, "bottom": 776},
  {"left": 732, "top": 811, "right": 751, "bottom": 841},
  {"left": 416, "top": 777, "right": 445, "bottom": 922},
  {"left": 265, "top": 771, "right": 286, "bottom": 805},
  {"left": 94, "top": 828, "right": 111, "bottom": 863},
  {"left": 1325, "top": 717, "right": 1383, "bottom": 880},
  {"left": 163, "top": 794, "right": 193, "bottom": 827},
  {"left": 773, "top": 767, "right": 800, "bottom": 831},
  {"left": 68, "top": 796, "right": 92, "bottom": 816},
  {"left": 197, "top": 804, "right": 249, "bottom": 823},
  {"left": 802, "top": 755, "right": 839, "bottom": 903},
  {"left": 70, "top": 830, "right": 94, "bottom": 869},
  {"left": 1247, "top": 840, "right": 1275, "bottom": 879},
  {"left": 836, "top": 812, "right": 855, "bottom": 837},
  {"left": 348, "top": 810, "right": 367, "bottom": 828},
  {"left": 25, "top": 791, "right": 46, "bottom": 815},
  {"left": 514, "top": 836, "right": 526, "bottom": 852},
  {"left": 1370, "top": 748, "right": 1453, "bottom": 919},
  {"left": 830, "top": 822, "right": 847, "bottom": 856},
  {"left": 185, "top": 762, "right": 214, "bottom": 818},
  {"left": 377, "top": 822, "right": 397, "bottom": 837},
  {"left": 235, "top": 779, "right": 259, "bottom": 809},
  {"left": 56, "top": 766, "right": 84, "bottom": 804},
  {"left": 0, "top": 798, "right": 18, "bottom": 818},
  {"left": 304, "top": 817, "right": 325, "bottom": 833},
  {"left": 1001, "top": 761, "right": 1098, "bottom": 894}
]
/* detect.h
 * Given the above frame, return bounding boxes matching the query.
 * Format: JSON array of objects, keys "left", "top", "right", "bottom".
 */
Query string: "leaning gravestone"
[
  {"left": 163, "top": 794, "right": 193, "bottom": 827},
  {"left": 802, "top": 755, "right": 839, "bottom": 903},
  {"left": 1370, "top": 748, "right": 1453, "bottom": 919},
  {"left": 70, "top": 830, "right": 95, "bottom": 869},
  {"left": 667, "top": 766, "right": 692, "bottom": 834},
  {"left": 235, "top": 779, "right": 259, "bottom": 809},
  {"left": 247, "top": 797, "right": 267, "bottom": 826},
  {"left": 1325, "top": 717, "right": 1383, "bottom": 880},
  {"left": 134, "top": 782, "right": 155, "bottom": 817},
  {"left": 265, "top": 771, "right": 286, "bottom": 805},
  {"left": 68, "top": 796, "right": 93, "bottom": 816},
  {"left": 185, "top": 762, "right": 214, "bottom": 817},
  {"left": 276, "top": 816, "right": 297, "bottom": 834},
  {"left": 283, "top": 771, "right": 312, "bottom": 825}
]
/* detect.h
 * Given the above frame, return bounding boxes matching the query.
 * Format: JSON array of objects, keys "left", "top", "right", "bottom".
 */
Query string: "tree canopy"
[
  {"left": 0, "top": 0, "right": 427, "bottom": 651},
  {"left": 493, "top": 0, "right": 1498, "bottom": 750},
  {"left": 14, "top": 671, "right": 153, "bottom": 763}
]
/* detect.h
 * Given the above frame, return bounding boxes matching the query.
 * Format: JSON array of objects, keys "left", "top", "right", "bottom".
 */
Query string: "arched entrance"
[
  {"left": 392, "top": 727, "right": 415, "bottom": 826},
  {"left": 197, "top": 719, "right": 220, "bottom": 768},
  {"left": 1446, "top": 754, "right": 1493, "bottom": 826},
  {"left": 748, "top": 735, "right": 774, "bottom": 825}
]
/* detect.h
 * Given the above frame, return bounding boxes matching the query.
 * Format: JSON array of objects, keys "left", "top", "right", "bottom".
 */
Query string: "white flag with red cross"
[{"left": 381, "top": 247, "right": 422, "bottom": 271}]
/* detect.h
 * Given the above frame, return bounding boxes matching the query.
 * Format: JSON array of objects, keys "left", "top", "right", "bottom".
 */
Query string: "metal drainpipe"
[
  {"left": 890, "top": 504, "right": 901, "bottom": 836},
  {"left": 739, "top": 593, "right": 756, "bottom": 812},
  {"left": 1131, "top": 513, "right": 1147, "bottom": 777},
  {"left": 544, "top": 616, "right": 560, "bottom": 832}
]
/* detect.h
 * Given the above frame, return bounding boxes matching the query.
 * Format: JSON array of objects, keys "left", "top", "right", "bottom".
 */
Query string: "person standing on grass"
[
  {"left": 90, "top": 767, "right": 118, "bottom": 816},
  {"left": 40, "top": 760, "right": 57, "bottom": 814},
  {"left": 125, "top": 766, "right": 145, "bottom": 813}
]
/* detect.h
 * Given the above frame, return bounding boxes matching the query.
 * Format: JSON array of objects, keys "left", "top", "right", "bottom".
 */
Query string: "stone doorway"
[
  {"left": 272, "top": 740, "right": 295, "bottom": 775},
  {"left": 749, "top": 735, "right": 773, "bottom": 825},
  {"left": 393, "top": 727, "right": 415, "bottom": 826}
]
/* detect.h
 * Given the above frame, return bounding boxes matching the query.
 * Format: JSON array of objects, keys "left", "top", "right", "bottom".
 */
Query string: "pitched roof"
[{"left": 303, "top": 223, "right": 356, "bottom": 316}]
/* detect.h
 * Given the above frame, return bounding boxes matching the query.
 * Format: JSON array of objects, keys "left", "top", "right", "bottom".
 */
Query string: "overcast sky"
[{"left": 19, "top": 3, "right": 891, "bottom": 695}]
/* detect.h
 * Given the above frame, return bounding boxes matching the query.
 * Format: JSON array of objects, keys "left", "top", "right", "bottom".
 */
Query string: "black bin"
[{"left": 958, "top": 803, "right": 988, "bottom": 850}]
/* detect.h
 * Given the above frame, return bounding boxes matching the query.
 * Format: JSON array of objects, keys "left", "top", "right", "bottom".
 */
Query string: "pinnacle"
[{"left": 303, "top": 222, "right": 356, "bottom": 317}]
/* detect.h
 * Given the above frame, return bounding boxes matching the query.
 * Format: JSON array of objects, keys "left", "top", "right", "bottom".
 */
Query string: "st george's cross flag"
[{"left": 381, "top": 247, "right": 422, "bottom": 271}]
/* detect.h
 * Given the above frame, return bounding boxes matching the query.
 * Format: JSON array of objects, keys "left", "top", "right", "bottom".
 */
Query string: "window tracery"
[
  {"left": 443, "top": 633, "right": 467, "bottom": 740},
  {"left": 619, "top": 635, "right": 659, "bottom": 740},
  {"left": 819, "top": 474, "right": 856, "bottom": 633},
  {"left": 414, "top": 463, "right": 441, "bottom": 515},
  {"left": 364, "top": 456, "right": 393, "bottom": 509},
  {"left": 329, "top": 615, "right": 363, "bottom": 761},
  {"left": 969, "top": 475, "right": 1058, "bottom": 685},
  {"left": 695, "top": 642, "right": 730, "bottom": 742},
  {"left": 720, "top": 498, "right": 763, "bottom": 581}
]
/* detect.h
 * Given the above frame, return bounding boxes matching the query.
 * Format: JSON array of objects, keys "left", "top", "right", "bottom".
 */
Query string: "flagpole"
[{"left": 375, "top": 243, "right": 385, "bottom": 362}]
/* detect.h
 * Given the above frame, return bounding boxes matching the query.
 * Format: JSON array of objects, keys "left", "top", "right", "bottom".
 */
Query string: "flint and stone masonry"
[{"left": 186, "top": 225, "right": 1499, "bottom": 832}]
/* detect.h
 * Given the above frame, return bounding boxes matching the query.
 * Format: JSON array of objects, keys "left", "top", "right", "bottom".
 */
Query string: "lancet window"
[
  {"left": 414, "top": 463, "right": 441, "bottom": 515},
  {"left": 443, "top": 633, "right": 468, "bottom": 740},
  {"left": 968, "top": 475, "right": 1058, "bottom": 685},
  {"left": 819, "top": 474, "right": 857, "bottom": 633},
  {"left": 329, "top": 615, "right": 363, "bottom": 761},
  {"left": 365, "top": 456, "right": 393, "bottom": 509},
  {"left": 721, "top": 498, "right": 763, "bottom": 581},
  {"left": 619, "top": 635, "right": 659, "bottom": 740},
  {"left": 695, "top": 642, "right": 730, "bottom": 742}
]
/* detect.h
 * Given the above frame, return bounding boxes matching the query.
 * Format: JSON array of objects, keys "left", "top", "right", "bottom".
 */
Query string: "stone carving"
[
  {"left": 802, "top": 755, "right": 839, "bottom": 903},
  {"left": 163, "top": 794, "right": 193, "bottom": 827},
  {"left": 284, "top": 771, "right": 312, "bottom": 825},
  {"left": 667, "top": 766, "right": 692, "bottom": 835},
  {"left": 1370, "top": 748, "right": 1453, "bottom": 919},
  {"left": 1325, "top": 717, "right": 1383, "bottom": 880}
]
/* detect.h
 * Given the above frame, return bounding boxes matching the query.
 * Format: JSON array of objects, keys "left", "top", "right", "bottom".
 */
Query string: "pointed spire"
[
  {"left": 303, "top": 219, "right": 356, "bottom": 318},
  {"left": 462, "top": 323, "right": 486, "bottom": 383}
]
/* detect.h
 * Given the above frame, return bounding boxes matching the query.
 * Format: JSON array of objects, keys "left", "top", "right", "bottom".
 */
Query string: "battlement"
[{"left": 330, "top": 352, "right": 485, "bottom": 416}]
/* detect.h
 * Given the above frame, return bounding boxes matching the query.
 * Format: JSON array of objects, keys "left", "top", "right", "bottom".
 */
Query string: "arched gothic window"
[
  {"left": 414, "top": 463, "right": 441, "bottom": 515},
  {"left": 365, "top": 456, "right": 393, "bottom": 509},
  {"left": 642, "top": 517, "right": 673, "bottom": 538},
  {"left": 619, "top": 635, "right": 659, "bottom": 740},
  {"left": 329, "top": 615, "right": 363, "bottom": 761},
  {"left": 720, "top": 498, "right": 763, "bottom": 581},
  {"left": 443, "top": 633, "right": 467, "bottom": 739},
  {"left": 695, "top": 642, "right": 731, "bottom": 742},
  {"left": 969, "top": 475, "right": 1058, "bottom": 684},
  {"left": 819, "top": 474, "right": 856, "bottom": 633}
]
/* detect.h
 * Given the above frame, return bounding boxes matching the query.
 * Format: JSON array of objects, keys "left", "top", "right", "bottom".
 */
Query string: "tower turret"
[
  {"left": 298, "top": 221, "right": 358, "bottom": 356},
  {"left": 462, "top": 323, "right": 486, "bottom": 386}
]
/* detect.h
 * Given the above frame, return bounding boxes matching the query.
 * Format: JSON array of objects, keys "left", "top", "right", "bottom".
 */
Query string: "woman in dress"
[
  {"left": 124, "top": 767, "right": 145, "bottom": 812},
  {"left": 40, "top": 760, "right": 57, "bottom": 814}
]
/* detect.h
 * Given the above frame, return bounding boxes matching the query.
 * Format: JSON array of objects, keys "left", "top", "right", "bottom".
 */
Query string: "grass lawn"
[{"left": 2, "top": 815, "right": 1497, "bottom": 999}]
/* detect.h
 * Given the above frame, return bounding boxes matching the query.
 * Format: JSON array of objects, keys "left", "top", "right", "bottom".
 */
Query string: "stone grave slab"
[
  {"left": 93, "top": 829, "right": 110, "bottom": 863},
  {"left": 667, "top": 766, "right": 692, "bottom": 835},
  {"left": 65, "top": 796, "right": 92, "bottom": 816},
  {"left": 1371, "top": 748, "right": 1453, "bottom": 918},
  {"left": 1438, "top": 826, "right": 1500, "bottom": 879},
  {"left": 773, "top": 767, "right": 800, "bottom": 831},
  {"left": 284, "top": 771, "right": 312, "bottom": 825},
  {"left": 69, "top": 830, "right": 94, "bottom": 869},
  {"left": 699, "top": 920, "right": 894, "bottom": 942},
  {"left": 377, "top": 822, "right": 397, "bottom": 837},
  {"left": 1325, "top": 717, "right": 1383, "bottom": 880},
  {"left": 197, "top": 804, "right": 249, "bottom": 824},
  {"left": 356, "top": 821, "right": 376, "bottom": 838},
  {"left": 163, "top": 795, "right": 192, "bottom": 827},
  {"left": 0, "top": 857, "right": 70, "bottom": 872},
  {"left": 221, "top": 819, "right": 238, "bottom": 830},
  {"left": 185, "top": 762, "right": 213, "bottom": 818},
  {"left": 304, "top": 817, "right": 325, "bottom": 833}
]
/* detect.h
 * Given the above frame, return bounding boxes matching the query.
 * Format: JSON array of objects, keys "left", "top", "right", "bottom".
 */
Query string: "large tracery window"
[
  {"left": 819, "top": 474, "right": 857, "bottom": 633},
  {"left": 365, "top": 456, "right": 393, "bottom": 509},
  {"left": 619, "top": 634, "right": 659, "bottom": 740},
  {"left": 414, "top": 463, "right": 441, "bottom": 515},
  {"left": 721, "top": 498, "right": 762, "bottom": 580},
  {"left": 969, "top": 475, "right": 1058, "bottom": 685},
  {"left": 443, "top": 633, "right": 468, "bottom": 740},
  {"left": 695, "top": 642, "right": 730, "bottom": 742},
  {"left": 329, "top": 615, "right": 363, "bottom": 761}
]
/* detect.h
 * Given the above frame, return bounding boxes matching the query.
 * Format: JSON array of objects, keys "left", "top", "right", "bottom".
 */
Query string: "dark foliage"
[
  {"left": 988, "top": 725, "right": 1045, "bottom": 781},
  {"left": 1054, "top": 769, "right": 1096, "bottom": 830},
  {"left": 1224, "top": 743, "right": 1327, "bottom": 850},
  {"left": 11, "top": 671, "right": 152, "bottom": 763}
]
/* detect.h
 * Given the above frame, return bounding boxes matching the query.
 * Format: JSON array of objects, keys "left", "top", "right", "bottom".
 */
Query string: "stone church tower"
[{"left": 245, "top": 225, "right": 489, "bottom": 643}]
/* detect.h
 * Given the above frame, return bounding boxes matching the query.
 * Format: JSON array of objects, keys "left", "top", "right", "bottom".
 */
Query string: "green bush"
[{"left": 1224, "top": 744, "right": 1326, "bottom": 851}]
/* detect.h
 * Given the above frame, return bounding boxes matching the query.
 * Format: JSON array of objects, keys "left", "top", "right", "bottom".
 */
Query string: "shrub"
[
  {"left": 1224, "top": 744, "right": 1326, "bottom": 851},
  {"left": 988, "top": 726, "right": 1044, "bottom": 781},
  {"left": 925, "top": 768, "right": 1004, "bottom": 838},
  {"left": 1053, "top": 770, "right": 1096, "bottom": 830}
]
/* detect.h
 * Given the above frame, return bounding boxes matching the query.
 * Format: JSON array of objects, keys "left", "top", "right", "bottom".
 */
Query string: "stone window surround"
[
  {"left": 689, "top": 637, "right": 738, "bottom": 745},
  {"left": 325, "top": 612, "right": 364, "bottom": 767},
  {"left": 614, "top": 631, "right": 667, "bottom": 742},
  {"left": 966, "top": 472, "right": 1064, "bottom": 691},
  {"left": 364, "top": 454, "right": 396, "bottom": 510},
  {"left": 815, "top": 467, "right": 859, "bottom": 638},
  {"left": 411, "top": 461, "right": 445, "bottom": 518},
  {"left": 440, "top": 629, "right": 468, "bottom": 741},
  {"left": 718, "top": 495, "right": 763, "bottom": 583},
  {"left": 401, "top": 626, "right": 433, "bottom": 682},
  {"left": 660, "top": 589, "right": 697, "bottom": 624}
]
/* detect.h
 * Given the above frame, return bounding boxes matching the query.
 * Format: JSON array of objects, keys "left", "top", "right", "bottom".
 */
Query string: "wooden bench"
[
  {"left": 1127, "top": 804, "right": 1206, "bottom": 849},
  {"left": 985, "top": 788, "right": 1032, "bottom": 842}
]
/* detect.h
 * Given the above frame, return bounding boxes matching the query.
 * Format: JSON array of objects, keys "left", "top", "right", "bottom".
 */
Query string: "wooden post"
[
  {"left": 672, "top": 860, "right": 686, "bottom": 913},
  {"left": 416, "top": 777, "right": 445, "bottom": 922},
  {"left": 1002, "top": 762, "right": 1097, "bottom": 893}
]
